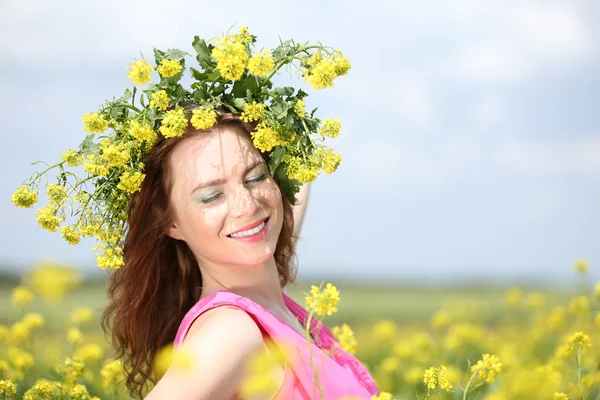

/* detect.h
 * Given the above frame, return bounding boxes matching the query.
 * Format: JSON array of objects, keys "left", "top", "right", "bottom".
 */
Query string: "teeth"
[{"left": 230, "top": 220, "right": 267, "bottom": 238}]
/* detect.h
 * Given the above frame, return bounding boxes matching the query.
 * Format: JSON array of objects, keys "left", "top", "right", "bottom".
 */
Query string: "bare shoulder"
[{"left": 145, "top": 305, "right": 264, "bottom": 400}]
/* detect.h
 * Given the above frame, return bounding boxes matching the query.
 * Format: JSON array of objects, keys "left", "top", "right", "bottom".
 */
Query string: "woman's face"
[{"left": 165, "top": 125, "right": 284, "bottom": 267}]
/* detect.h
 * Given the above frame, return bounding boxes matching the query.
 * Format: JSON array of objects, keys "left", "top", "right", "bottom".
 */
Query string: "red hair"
[{"left": 101, "top": 111, "right": 299, "bottom": 398}]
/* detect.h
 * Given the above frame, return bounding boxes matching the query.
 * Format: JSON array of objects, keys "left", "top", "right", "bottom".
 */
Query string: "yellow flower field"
[{"left": 0, "top": 260, "right": 598, "bottom": 399}]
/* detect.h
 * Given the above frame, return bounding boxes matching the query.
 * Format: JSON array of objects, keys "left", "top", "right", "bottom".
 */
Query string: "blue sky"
[{"left": 1, "top": 0, "right": 598, "bottom": 285}]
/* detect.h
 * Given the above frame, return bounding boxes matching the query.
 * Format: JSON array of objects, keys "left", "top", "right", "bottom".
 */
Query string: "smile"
[{"left": 227, "top": 217, "right": 270, "bottom": 239}]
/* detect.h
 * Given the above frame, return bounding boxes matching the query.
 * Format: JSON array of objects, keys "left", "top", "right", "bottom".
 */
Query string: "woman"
[
  {"left": 12, "top": 26, "right": 379, "bottom": 399},
  {"left": 102, "top": 111, "right": 379, "bottom": 399}
]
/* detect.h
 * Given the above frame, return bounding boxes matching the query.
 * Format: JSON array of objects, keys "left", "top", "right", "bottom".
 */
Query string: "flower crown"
[{"left": 11, "top": 25, "right": 350, "bottom": 270}]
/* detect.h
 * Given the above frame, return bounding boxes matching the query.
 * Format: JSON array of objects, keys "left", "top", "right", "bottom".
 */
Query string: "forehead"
[{"left": 168, "top": 126, "right": 264, "bottom": 183}]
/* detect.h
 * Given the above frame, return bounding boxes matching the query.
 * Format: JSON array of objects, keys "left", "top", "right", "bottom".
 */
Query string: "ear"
[{"left": 165, "top": 220, "right": 184, "bottom": 241}]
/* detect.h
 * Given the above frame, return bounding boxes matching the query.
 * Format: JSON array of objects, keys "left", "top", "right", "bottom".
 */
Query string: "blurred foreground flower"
[
  {"left": 22, "top": 261, "right": 81, "bottom": 302},
  {"left": 305, "top": 283, "right": 340, "bottom": 317}
]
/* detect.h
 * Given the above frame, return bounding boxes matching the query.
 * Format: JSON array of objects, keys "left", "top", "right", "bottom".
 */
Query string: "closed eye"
[{"left": 201, "top": 174, "right": 268, "bottom": 203}]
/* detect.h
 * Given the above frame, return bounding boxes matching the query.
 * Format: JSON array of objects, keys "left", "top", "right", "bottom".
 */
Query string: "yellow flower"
[
  {"left": 94, "top": 244, "right": 124, "bottom": 270},
  {"left": 332, "top": 49, "right": 351, "bottom": 77},
  {"left": 470, "top": 354, "right": 502, "bottom": 383},
  {"left": 319, "top": 118, "right": 341, "bottom": 139},
  {"left": 237, "top": 25, "right": 253, "bottom": 44},
  {"left": 332, "top": 323, "right": 358, "bottom": 354},
  {"left": 574, "top": 258, "right": 589, "bottom": 274},
  {"left": 58, "top": 357, "right": 85, "bottom": 385},
  {"left": 247, "top": 49, "right": 275, "bottom": 77},
  {"left": 10, "top": 185, "right": 38, "bottom": 208},
  {"left": 100, "top": 139, "right": 131, "bottom": 169},
  {"left": 212, "top": 35, "right": 249, "bottom": 81},
  {"left": 70, "top": 307, "right": 93, "bottom": 326},
  {"left": 305, "top": 283, "right": 340, "bottom": 316},
  {"left": 554, "top": 392, "right": 569, "bottom": 400},
  {"left": 117, "top": 171, "right": 145, "bottom": 194},
  {"left": 153, "top": 343, "right": 193, "bottom": 378},
  {"left": 568, "top": 296, "right": 589, "bottom": 317},
  {"left": 241, "top": 101, "right": 266, "bottom": 122},
  {"left": 74, "top": 344, "right": 104, "bottom": 364},
  {"left": 251, "top": 122, "right": 280, "bottom": 153},
  {"left": 313, "top": 147, "right": 342, "bottom": 174},
  {"left": 61, "top": 225, "right": 81, "bottom": 245},
  {"left": 82, "top": 112, "right": 108, "bottom": 133},
  {"left": 22, "top": 313, "right": 44, "bottom": 330},
  {"left": 129, "top": 120, "right": 157, "bottom": 143},
  {"left": 525, "top": 291, "right": 545, "bottom": 309},
  {"left": 503, "top": 286, "right": 522, "bottom": 307},
  {"left": 149, "top": 90, "right": 170, "bottom": 111},
  {"left": 371, "top": 392, "right": 393, "bottom": 400},
  {"left": 380, "top": 357, "right": 400, "bottom": 373},
  {"left": 239, "top": 339, "right": 288, "bottom": 398},
  {"left": 22, "top": 262, "right": 81, "bottom": 302},
  {"left": 159, "top": 107, "right": 188, "bottom": 138},
  {"left": 36, "top": 203, "right": 64, "bottom": 232},
  {"left": 305, "top": 56, "right": 336, "bottom": 90},
  {"left": 23, "top": 380, "right": 55, "bottom": 399},
  {"left": 7, "top": 347, "right": 35, "bottom": 370},
  {"left": 595, "top": 281, "right": 600, "bottom": 299},
  {"left": 11, "top": 286, "right": 34, "bottom": 308},
  {"left": 156, "top": 59, "right": 182, "bottom": 78},
  {"left": 126, "top": 58, "right": 154, "bottom": 85},
  {"left": 566, "top": 331, "right": 591, "bottom": 352},
  {"left": 46, "top": 184, "right": 67, "bottom": 204},
  {"left": 372, "top": 320, "right": 398, "bottom": 342},
  {"left": 423, "top": 365, "right": 453, "bottom": 391},
  {"left": 191, "top": 106, "right": 217, "bottom": 130},
  {"left": 101, "top": 360, "right": 125, "bottom": 389},
  {"left": 0, "top": 380, "right": 17, "bottom": 398},
  {"left": 67, "top": 327, "right": 83, "bottom": 344},
  {"left": 294, "top": 99, "right": 306, "bottom": 117},
  {"left": 431, "top": 310, "right": 452, "bottom": 330},
  {"left": 60, "top": 149, "right": 84, "bottom": 167},
  {"left": 83, "top": 154, "right": 110, "bottom": 176},
  {"left": 286, "top": 156, "right": 318, "bottom": 184}
]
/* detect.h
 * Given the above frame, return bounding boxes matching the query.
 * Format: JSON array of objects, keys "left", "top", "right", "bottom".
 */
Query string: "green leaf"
[
  {"left": 153, "top": 48, "right": 165, "bottom": 66},
  {"left": 190, "top": 67, "right": 208, "bottom": 81},
  {"left": 270, "top": 97, "right": 288, "bottom": 116},
  {"left": 192, "top": 87, "right": 208, "bottom": 102},
  {"left": 80, "top": 134, "right": 99, "bottom": 155},
  {"left": 231, "top": 73, "right": 258, "bottom": 99},
  {"left": 272, "top": 87, "right": 295, "bottom": 97},
  {"left": 296, "top": 89, "right": 308, "bottom": 100},
  {"left": 268, "top": 147, "right": 285, "bottom": 176},
  {"left": 192, "top": 36, "right": 213, "bottom": 69},
  {"left": 285, "top": 113, "right": 295, "bottom": 130},
  {"left": 231, "top": 97, "right": 246, "bottom": 110},
  {"left": 164, "top": 49, "right": 189, "bottom": 60},
  {"left": 275, "top": 164, "right": 300, "bottom": 203}
]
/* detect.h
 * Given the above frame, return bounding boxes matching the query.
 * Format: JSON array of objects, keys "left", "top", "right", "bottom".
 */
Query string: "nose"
[{"left": 230, "top": 186, "right": 262, "bottom": 219}]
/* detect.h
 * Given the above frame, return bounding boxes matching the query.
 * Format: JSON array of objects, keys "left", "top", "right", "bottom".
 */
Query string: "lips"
[{"left": 227, "top": 217, "right": 270, "bottom": 237}]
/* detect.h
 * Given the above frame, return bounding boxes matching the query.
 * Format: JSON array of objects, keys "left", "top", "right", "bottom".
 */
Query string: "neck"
[{"left": 197, "top": 255, "right": 286, "bottom": 311}]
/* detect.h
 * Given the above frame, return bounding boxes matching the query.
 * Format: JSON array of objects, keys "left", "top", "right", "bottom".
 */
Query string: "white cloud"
[
  {"left": 444, "top": 2, "right": 592, "bottom": 82},
  {"left": 495, "top": 136, "right": 600, "bottom": 177},
  {"left": 450, "top": 42, "right": 527, "bottom": 81},
  {"left": 390, "top": 77, "right": 436, "bottom": 129},
  {"left": 510, "top": 3, "right": 590, "bottom": 60},
  {"left": 469, "top": 95, "right": 504, "bottom": 130}
]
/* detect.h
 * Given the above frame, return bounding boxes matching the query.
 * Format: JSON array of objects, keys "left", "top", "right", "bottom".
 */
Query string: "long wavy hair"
[{"left": 101, "top": 110, "right": 299, "bottom": 398}]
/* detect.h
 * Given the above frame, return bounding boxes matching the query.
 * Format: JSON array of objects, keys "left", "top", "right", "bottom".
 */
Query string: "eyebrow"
[{"left": 190, "top": 159, "right": 266, "bottom": 194}]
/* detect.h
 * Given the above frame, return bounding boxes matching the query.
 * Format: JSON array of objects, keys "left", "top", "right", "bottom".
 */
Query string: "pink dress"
[{"left": 174, "top": 290, "right": 380, "bottom": 399}]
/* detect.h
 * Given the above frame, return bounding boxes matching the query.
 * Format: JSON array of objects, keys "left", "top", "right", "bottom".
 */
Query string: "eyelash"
[{"left": 201, "top": 173, "right": 267, "bottom": 203}]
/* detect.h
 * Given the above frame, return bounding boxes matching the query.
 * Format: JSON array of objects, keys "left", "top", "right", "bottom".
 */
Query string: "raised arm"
[
  {"left": 291, "top": 182, "right": 311, "bottom": 249},
  {"left": 144, "top": 307, "right": 266, "bottom": 400}
]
